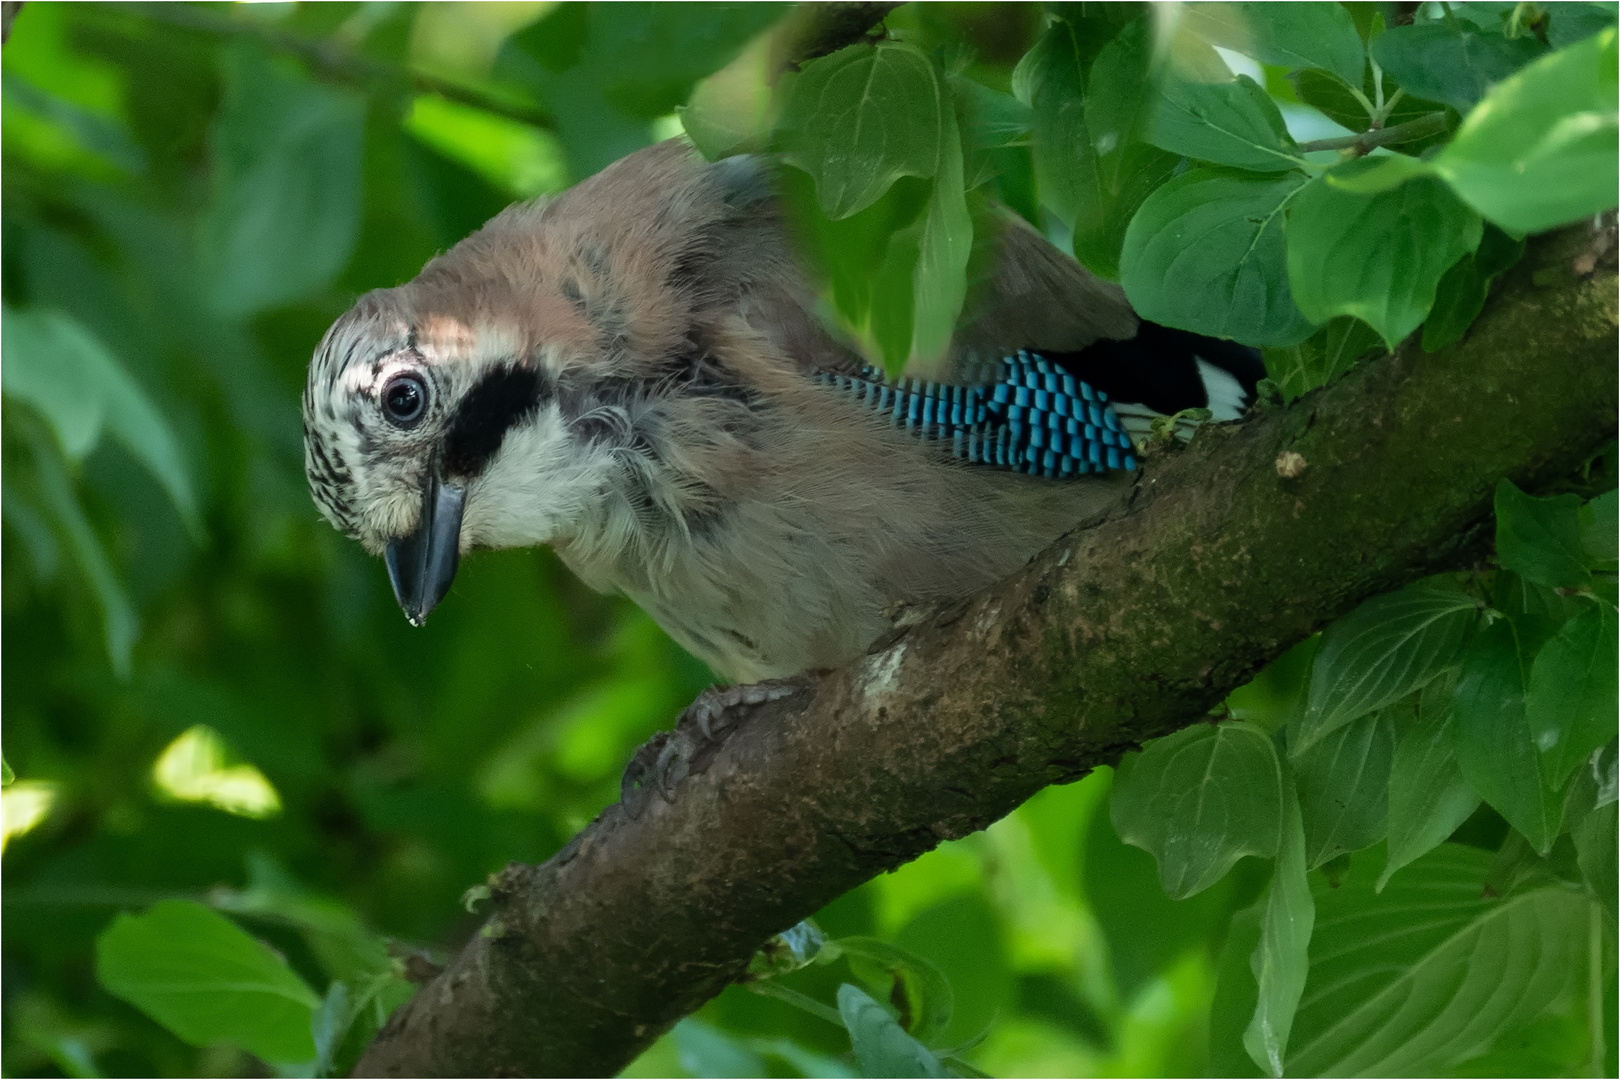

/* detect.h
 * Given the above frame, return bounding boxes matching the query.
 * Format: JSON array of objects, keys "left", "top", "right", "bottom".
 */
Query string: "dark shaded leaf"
[
  {"left": 1421, "top": 224, "right": 1526, "bottom": 352},
  {"left": 1288, "top": 845, "right": 1587, "bottom": 1075},
  {"left": 1297, "top": 585, "right": 1479, "bottom": 754},
  {"left": 1148, "top": 73, "right": 1304, "bottom": 172},
  {"left": 1120, "top": 167, "right": 1315, "bottom": 347},
  {"left": 1371, "top": 21, "right": 1546, "bottom": 112},
  {"left": 1261, "top": 317, "right": 1384, "bottom": 403},
  {"left": 1526, "top": 600, "right": 1619, "bottom": 788},
  {"left": 1453, "top": 621, "right": 1563, "bottom": 853},
  {"left": 1287, "top": 160, "right": 1484, "bottom": 348},
  {"left": 1496, "top": 478, "right": 1592, "bottom": 591},
  {"left": 1295, "top": 710, "right": 1396, "bottom": 869},
  {"left": 777, "top": 43, "right": 944, "bottom": 220},
  {"left": 1382, "top": 709, "right": 1482, "bottom": 890},
  {"left": 198, "top": 40, "right": 364, "bottom": 316}
]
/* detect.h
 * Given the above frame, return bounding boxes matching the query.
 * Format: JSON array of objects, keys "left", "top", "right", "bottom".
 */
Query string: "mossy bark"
[{"left": 355, "top": 227, "right": 1618, "bottom": 1077}]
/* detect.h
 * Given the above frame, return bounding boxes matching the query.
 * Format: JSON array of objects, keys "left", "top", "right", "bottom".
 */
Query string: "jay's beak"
[{"left": 385, "top": 471, "right": 465, "bottom": 627}]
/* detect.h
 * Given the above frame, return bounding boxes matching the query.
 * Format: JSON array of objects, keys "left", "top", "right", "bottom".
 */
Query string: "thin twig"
[{"left": 1297, "top": 111, "right": 1450, "bottom": 155}]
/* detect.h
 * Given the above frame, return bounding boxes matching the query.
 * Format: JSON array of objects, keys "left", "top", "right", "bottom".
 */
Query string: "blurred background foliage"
[{"left": 0, "top": 2, "right": 1615, "bottom": 1078}]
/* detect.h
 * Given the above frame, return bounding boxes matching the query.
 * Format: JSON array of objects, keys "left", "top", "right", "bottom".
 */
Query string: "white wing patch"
[{"left": 1195, "top": 357, "right": 1249, "bottom": 422}]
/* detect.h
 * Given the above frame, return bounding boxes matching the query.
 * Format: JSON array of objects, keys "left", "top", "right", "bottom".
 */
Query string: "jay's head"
[
  {"left": 302, "top": 294, "right": 593, "bottom": 625},
  {"left": 303, "top": 142, "right": 780, "bottom": 625}
]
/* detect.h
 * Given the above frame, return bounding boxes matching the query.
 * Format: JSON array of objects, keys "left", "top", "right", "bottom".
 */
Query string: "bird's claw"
[{"left": 619, "top": 681, "right": 798, "bottom": 819}]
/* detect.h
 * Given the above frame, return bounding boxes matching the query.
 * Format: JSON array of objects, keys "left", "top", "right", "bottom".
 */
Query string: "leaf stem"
[
  {"left": 1373, "top": 88, "right": 1408, "bottom": 127},
  {"left": 1296, "top": 111, "right": 1449, "bottom": 155},
  {"left": 745, "top": 980, "right": 845, "bottom": 1026}
]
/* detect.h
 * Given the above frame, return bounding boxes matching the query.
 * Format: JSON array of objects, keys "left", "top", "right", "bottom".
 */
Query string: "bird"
[{"left": 303, "top": 140, "right": 1263, "bottom": 684}]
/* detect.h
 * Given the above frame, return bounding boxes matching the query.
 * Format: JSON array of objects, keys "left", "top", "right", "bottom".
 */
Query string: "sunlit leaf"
[
  {"left": 97, "top": 901, "right": 320, "bottom": 1065},
  {"left": 1112, "top": 721, "right": 1282, "bottom": 899},
  {"left": 1182, "top": 2, "right": 1367, "bottom": 86},
  {"left": 1432, "top": 28, "right": 1620, "bottom": 233}
]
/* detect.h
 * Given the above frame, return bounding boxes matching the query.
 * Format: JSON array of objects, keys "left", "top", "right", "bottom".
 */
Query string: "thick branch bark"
[{"left": 356, "top": 227, "right": 1618, "bottom": 1077}]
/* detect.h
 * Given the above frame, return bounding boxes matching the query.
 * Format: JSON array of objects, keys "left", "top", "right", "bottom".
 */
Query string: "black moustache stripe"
[{"left": 442, "top": 365, "right": 548, "bottom": 479}]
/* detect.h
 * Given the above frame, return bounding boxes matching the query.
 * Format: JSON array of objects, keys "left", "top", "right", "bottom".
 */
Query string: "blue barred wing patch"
[{"left": 816, "top": 351, "right": 1137, "bottom": 478}]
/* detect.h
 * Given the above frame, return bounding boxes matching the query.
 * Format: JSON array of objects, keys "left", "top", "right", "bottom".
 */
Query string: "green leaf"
[
  {"left": 1182, "top": 2, "right": 1367, "bottom": 86},
  {"left": 1013, "top": 20, "right": 1089, "bottom": 229},
  {"left": 1243, "top": 774, "right": 1315, "bottom": 1077},
  {"left": 1085, "top": 771, "right": 1246, "bottom": 998},
  {"left": 1381, "top": 709, "right": 1482, "bottom": 890},
  {"left": 1585, "top": 488, "right": 1618, "bottom": 569},
  {"left": 776, "top": 43, "right": 944, "bottom": 220},
  {"left": 1548, "top": 2, "right": 1620, "bottom": 49},
  {"left": 1573, "top": 799, "right": 1618, "bottom": 920},
  {"left": 1421, "top": 224, "right": 1526, "bottom": 352},
  {"left": 199, "top": 39, "right": 364, "bottom": 316},
  {"left": 1209, "top": 902, "right": 1267, "bottom": 1078},
  {"left": 24, "top": 420, "right": 138, "bottom": 677},
  {"left": 831, "top": 937, "right": 953, "bottom": 1043},
  {"left": 1295, "top": 710, "right": 1396, "bottom": 869},
  {"left": 1432, "top": 28, "right": 1620, "bottom": 233},
  {"left": 96, "top": 900, "right": 320, "bottom": 1065},
  {"left": 1287, "top": 846, "right": 1587, "bottom": 1075},
  {"left": 836, "top": 984, "right": 947, "bottom": 1079},
  {"left": 1261, "top": 316, "right": 1385, "bottom": 403},
  {"left": 3, "top": 307, "right": 199, "bottom": 533},
  {"left": 1112, "top": 721, "right": 1283, "bottom": 899},
  {"left": 1147, "top": 72, "right": 1305, "bottom": 172},
  {"left": 1120, "top": 168, "right": 1316, "bottom": 347},
  {"left": 1226, "top": 635, "right": 1322, "bottom": 731},
  {"left": 1496, "top": 478, "right": 1593, "bottom": 590},
  {"left": 584, "top": 3, "right": 783, "bottom": 121},
  {"left": 1297, "top": 585, "right": 1479, "bottom": 754},
  {"left": 1453, "top": 620, "right": 1563, "bottom": 853},
  {"left": 1286, "top": 161, "right": 1484, "bottom": 349},
  {"left": 1526, "top": 601, "right": 1619, "bottom": 788},
  {"left": 1371, "top": 22, "right": 1546, "bottom": 112},
  {"left": 1072, "top": 20, "right": 1180, "bottom": 280},
  {"left": 910, "top": 105, "right": 971, "bottom": 363},
  {"left": 674, "top": 1018, "right": 769, "bottom": 1078}
]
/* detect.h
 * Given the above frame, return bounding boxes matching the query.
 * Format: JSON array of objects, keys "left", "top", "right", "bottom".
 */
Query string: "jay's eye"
[{"left": 382, "top": 374, "right": 427, "bottom": 428}]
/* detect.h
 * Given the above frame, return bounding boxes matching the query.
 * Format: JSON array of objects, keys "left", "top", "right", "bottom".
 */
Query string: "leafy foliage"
[{"left": 2, "top": 3, "right": 1615, "bottom": 1078}]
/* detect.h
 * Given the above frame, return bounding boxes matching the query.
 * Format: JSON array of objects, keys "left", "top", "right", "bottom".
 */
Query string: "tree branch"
[
  {"left": 355, "top": 226, "right": 1618, "bottom": 1077},
  {"left": 1296, "top": 111, "right": 1450, "bottom": 155}
]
